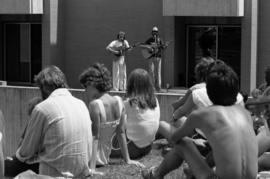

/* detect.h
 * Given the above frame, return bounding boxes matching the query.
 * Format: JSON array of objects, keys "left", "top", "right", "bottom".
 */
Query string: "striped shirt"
[{"left": 16, "top": 88, "right": 93, "bottom": 178}]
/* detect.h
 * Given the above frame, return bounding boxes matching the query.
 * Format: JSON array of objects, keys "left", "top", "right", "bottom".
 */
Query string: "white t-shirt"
[
  {"left": 192, "top": 86, "right": 244, "bottom": 109},
  {"left": 107, "top": 40, "right": 129, "bottom": 54},
  {"left": 124, "top": 98, "right": 160, "bottom": 148}
]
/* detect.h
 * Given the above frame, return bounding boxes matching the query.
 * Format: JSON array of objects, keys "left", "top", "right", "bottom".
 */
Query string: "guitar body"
[
  {"left": 113, "top": 42, "right": 141, "bottom": 57},
  {"left": 113, "top": 46, "right": 126, "bottom": 57},
  {"left": 140, "top": 40, "right": 172, "bottom": 59},
  {"left": 141, "top": 48, "right": 153, "bottom": 59}
]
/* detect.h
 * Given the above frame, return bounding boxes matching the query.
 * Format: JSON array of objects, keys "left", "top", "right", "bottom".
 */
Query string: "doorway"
[{"left": 186, "top": 25, "right": 241, "bottom": 87}]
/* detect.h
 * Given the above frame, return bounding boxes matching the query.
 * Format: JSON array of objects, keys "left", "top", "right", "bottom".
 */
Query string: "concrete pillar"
[
  {"left": 240, "top": 0, "right": 258, "bottom": 94},
  {"left": 42, "top": 0, "right": 65, "bottom": 70}
]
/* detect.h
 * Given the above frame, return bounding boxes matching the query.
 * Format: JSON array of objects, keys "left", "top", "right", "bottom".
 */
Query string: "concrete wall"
[
  {"left": 257, "top": 0, "right": 270, "bottom": 86},
  {"left": 0, "top": 0, "right": 43, "bottom": 14},
  {"left": 0, "top": 86, "right": 182, "bottom": 157},
  {"left": 163, "top": 0, "right": 244, "bottom": 17},
  {"left": 63, "top": 0, "right": 174, "bottom": 88}
]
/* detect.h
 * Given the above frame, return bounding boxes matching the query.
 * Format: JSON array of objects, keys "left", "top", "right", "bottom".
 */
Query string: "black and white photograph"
[{"left": 0, "top": 0, "right": 269, "bottom": 178}]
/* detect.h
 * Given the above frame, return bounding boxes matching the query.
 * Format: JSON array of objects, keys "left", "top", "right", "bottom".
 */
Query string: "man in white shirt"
[{"left": 12, "top": 66, "right": 93, "bottom": 178}]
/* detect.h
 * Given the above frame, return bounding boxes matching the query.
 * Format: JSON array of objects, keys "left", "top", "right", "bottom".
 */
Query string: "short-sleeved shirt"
[
  {"left": 192, "top": 86, "right": 244, "bottom": 109},
  {"left": 124, "top": 98, "right": 160, "bottom": 148},
  {"left": 16, "top": 88, "right": 93, "bottom": 178},
  {"left": 107, "top": 39, "right": 129, "bottom": 57}
]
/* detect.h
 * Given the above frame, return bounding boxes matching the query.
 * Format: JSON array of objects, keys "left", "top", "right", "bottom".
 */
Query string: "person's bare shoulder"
[
  {"left": 188, "top": 107, "right": 218, "bottom": 126},
  {"left": 190, "top": 106, "right": 217, "bottom": 120},
  {"left": 89, "top": 100, "right": 101, "bottom": 115}
]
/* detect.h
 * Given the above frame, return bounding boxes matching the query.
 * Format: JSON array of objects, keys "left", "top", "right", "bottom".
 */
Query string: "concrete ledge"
[
  {"left": 0, "top": 86, "right": 183, "bottom": 156},
  {"left": 0, "top": 81, "right": 7, "bottom": 86}
]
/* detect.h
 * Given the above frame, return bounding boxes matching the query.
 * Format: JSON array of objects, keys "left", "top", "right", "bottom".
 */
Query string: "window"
[
  {"left": 3, "top": 23, "right": 41, "bottom": 85},
  {"left": 186, "top": 25, "right": 241, "bottom": 87}
]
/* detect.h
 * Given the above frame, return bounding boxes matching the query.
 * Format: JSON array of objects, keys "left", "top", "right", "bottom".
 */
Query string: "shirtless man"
[{"left": 142, "top": 62, "right": 258, "bottom": 179}]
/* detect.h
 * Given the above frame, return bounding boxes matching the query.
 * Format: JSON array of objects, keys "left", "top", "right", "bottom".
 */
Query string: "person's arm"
[
  {"left": 125, "top": 40, "right": 130, "bottom": 49},
  {"left": 116, "top": 107, "right": 130, "bottom": 162},
  {"left": 139, "top": 38, "right": 153, "bottom": 51},
  {"left": 106, "top": 41, "right": 120, "bottom": 55},
  {"left": 173, "top": 92, "right": 196, "bottom": 120},
  {"left": 16, "top": 107, "right": 45, "bottom": 162},
  {"left": 88, "top": 101, "right": 101, "bottom": 172},
  {"left": 170, "top": 111, "right": 199, "bottom": 144},
  {"left": 171, "top": 89, "right": 192, "bottom": 111},
  {"left": 116, "top": 105, "right": 145, "bottom": 167}
]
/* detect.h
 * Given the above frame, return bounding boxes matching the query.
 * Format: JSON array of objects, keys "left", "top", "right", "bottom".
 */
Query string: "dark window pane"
[
  {"left": 31, "top": 24, "right": 42, "bottom": 83},
  {"left": 4, "top": 23, "right": 41, "bottom": 85},
  {"left": 5, "top": 24, "right": 21, "bottom": 82},
  {"left": 217, "top": 27, "right": 241, "bottom": 77}
]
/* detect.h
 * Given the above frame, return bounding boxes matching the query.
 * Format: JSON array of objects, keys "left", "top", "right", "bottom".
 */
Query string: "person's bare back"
[
  {"left": 142, "top": 61, "right": 259, "bottom": 179},
  {"left": 194, "top": 105, "right": 258, "bottom": 179}
]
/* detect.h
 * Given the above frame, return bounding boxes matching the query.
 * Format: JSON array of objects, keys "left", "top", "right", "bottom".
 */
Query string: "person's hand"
[{"left": 127, "top": 159, "right": 145, "bottom": 168}]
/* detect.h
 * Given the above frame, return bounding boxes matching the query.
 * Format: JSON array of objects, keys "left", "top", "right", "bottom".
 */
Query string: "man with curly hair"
[{"left": 79, "top": 63, "right": 143, "bottom": 175}]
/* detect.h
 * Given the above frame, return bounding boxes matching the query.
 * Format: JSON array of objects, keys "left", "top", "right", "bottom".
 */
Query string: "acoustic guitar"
[
  {"left": 140, "top": 40, "right": 172, "bottom": 59},
  {"left": 114, "top": 42, "right": 141, "bottom": 57}
]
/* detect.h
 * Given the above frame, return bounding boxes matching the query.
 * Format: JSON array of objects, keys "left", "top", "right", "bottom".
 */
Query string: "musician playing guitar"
[
  {"left": 141, "top": 26, "right": 167, "bottom": 91},
  {"left": 106, "top": 31, "right": 130, "bottom": 91}
]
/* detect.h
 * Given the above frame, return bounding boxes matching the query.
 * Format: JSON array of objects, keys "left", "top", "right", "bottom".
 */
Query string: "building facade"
[{"left": 0, "top": 0, "right": 269, "bottom": 93}]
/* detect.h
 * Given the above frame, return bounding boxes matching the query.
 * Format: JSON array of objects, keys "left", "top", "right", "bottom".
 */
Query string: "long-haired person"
[
  {"left": 106, "top": 31, "right": 130, "bottom": 91},
  {"left": 79, "top": 63, "right": 143, "bottom": 174},
  {"left": 111, "top": 68, "right": 160, "bottom": 159}
]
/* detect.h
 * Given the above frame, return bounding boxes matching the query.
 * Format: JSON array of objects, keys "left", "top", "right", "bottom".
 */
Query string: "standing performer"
[
  {"left": 106, "top": 31, "right": 130, "bottom": 91},
  {"left": 142, "top": 26, "right": 167, "bottom": 92}
]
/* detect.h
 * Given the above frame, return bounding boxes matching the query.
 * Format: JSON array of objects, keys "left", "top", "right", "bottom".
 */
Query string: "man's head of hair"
[
  {"left": 34, "top": 66, "right": 68, "bottom": 99},
  {"left": 206, "top": 60, "right": 239, "bottom": 106},
  {"left": 117, "top": 31, "right": 126, "bottom": 40}
]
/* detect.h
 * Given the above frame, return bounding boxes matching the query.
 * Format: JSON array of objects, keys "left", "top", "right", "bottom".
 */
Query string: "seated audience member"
[
  {"left": 142, "top": 61, "right": 258, "bottom": 179},
  {"left": 8, "top": 66, "right": 93, "bottom": 178},
  {"left": 246, "top": 96, "right": 270, "bottom": 171},
  {"left": 110, "top": 68, "right": 160, "bottom": 159},
  {"left": 79, "top": 63, "right": 143, "bottom": 173},
  {"left": 159, "top": 60, "right": 244, "bottom": 140},
  {"left": 0, "top": 110, "right": 4, "bottom": 177},
  {"left": 171, "top": 58, "right": 214, "bottom": 112},
  {"left": 252, "top": 66, "right": 270, "bottom": 97},
  {"left": 5, "top": 97, "right": 42, "bottom": 177}
]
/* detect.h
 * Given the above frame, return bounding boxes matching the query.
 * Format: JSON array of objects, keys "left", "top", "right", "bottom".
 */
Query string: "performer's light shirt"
[{"left": 107, "top": 39, "right": 129, "bottom": 56}]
